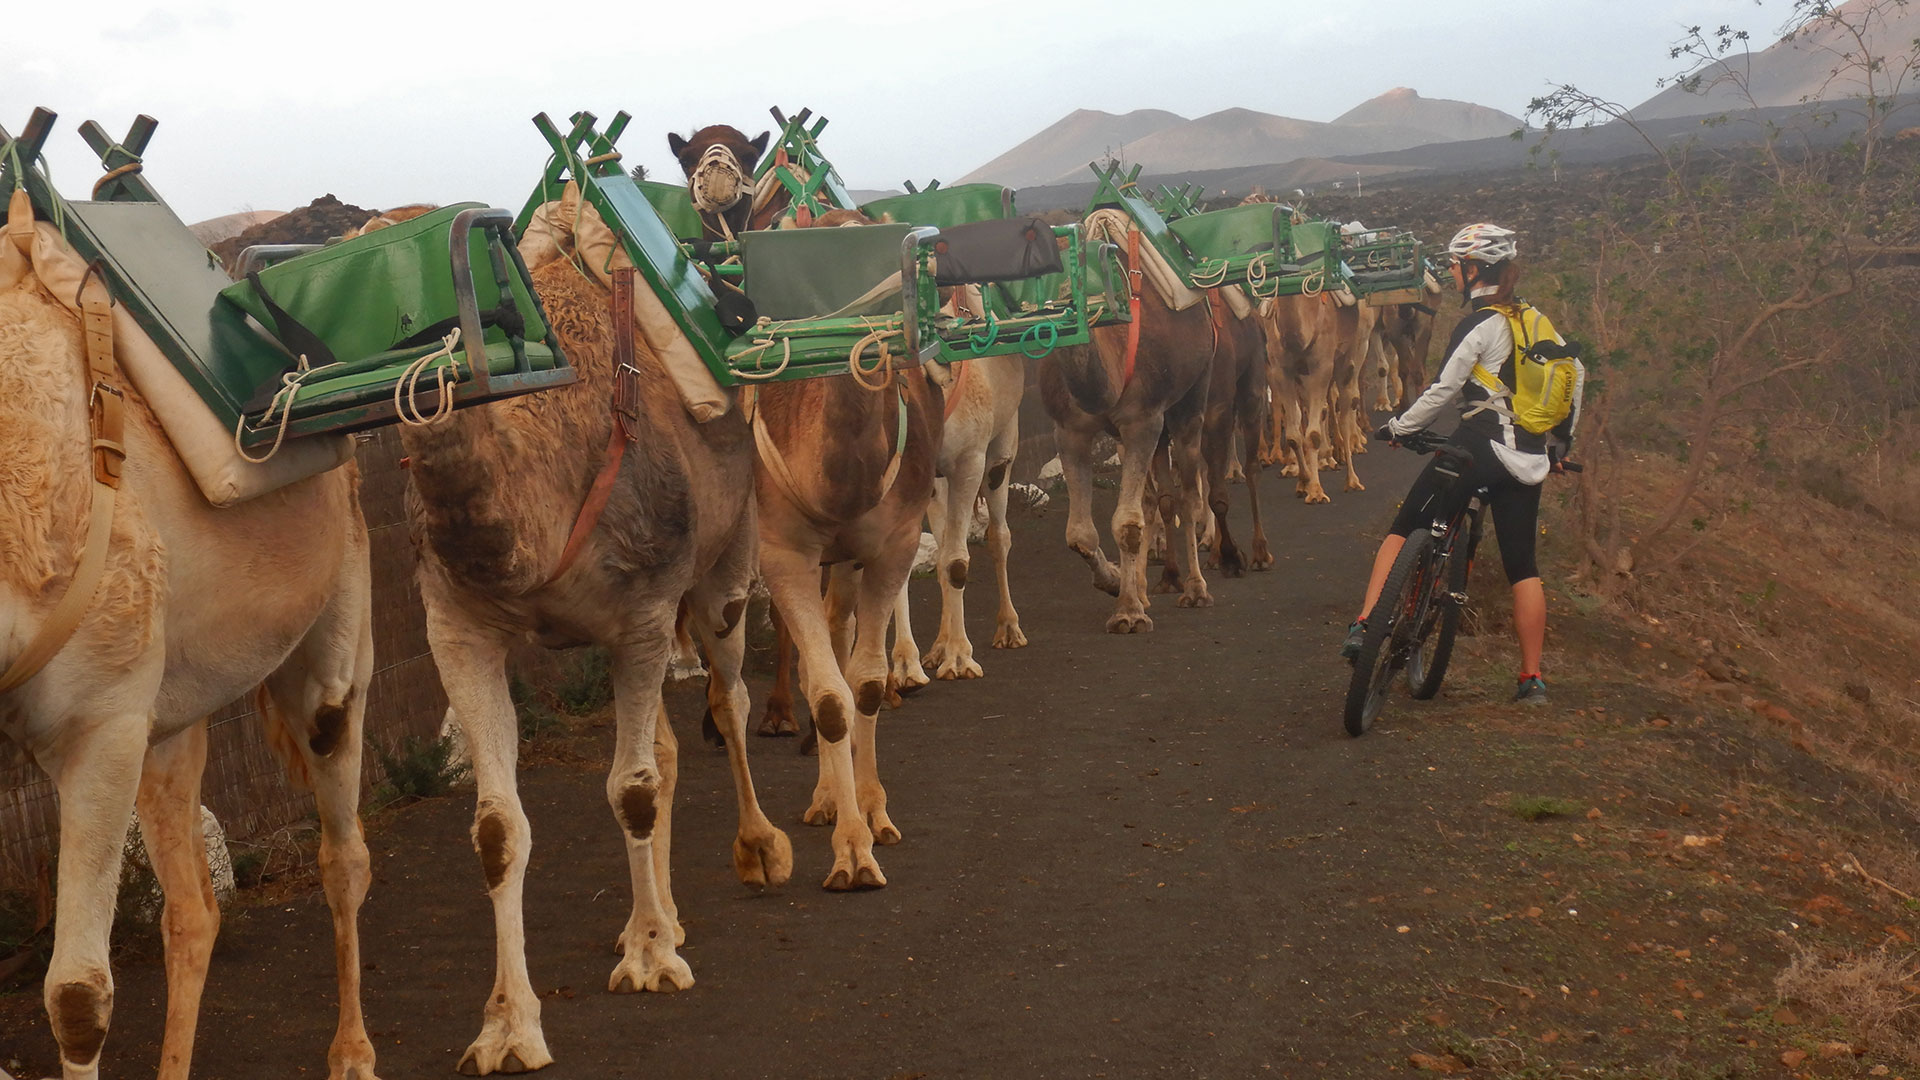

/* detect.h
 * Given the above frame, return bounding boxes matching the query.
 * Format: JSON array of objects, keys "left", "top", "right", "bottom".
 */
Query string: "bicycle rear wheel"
[
  {"left": 1344, "top": 531, "right": 1436, "bottom": 737},
  {"left": 1407, "top": 541, "right": 1468, "bottom": 700}
]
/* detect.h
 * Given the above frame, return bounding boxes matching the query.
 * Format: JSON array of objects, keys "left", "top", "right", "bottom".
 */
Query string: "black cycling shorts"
[{"left": 1386, "top": 433, "right": 1543, "bottom": 584}]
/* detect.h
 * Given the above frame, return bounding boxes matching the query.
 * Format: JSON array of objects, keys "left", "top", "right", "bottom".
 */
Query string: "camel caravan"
[{"left": 0, "top": 103, "right": 1438, "bottom": 1076}]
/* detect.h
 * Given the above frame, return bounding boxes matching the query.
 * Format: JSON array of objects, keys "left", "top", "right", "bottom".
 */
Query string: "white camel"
[
  {"left": 0, "top": 192, "right": 378, "bottom": 1078},
  {"left": 889, "top": 344, "right": 1028, "bottom": 687}
]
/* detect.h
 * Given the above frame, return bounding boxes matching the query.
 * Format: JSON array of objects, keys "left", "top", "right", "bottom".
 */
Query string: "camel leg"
[
  {"left": 604, "top": 622, "right": 695, "bottom": 995},
  {"left": 1288, "top": 353, "right": 1334, "bottom": 505},
  {"left": 650, "top": 707, "right": 683, "bottom": 945},
  {"left": 688, "top": 577, "right": 794, "bottom": 893},
  {"left": 917, "top": 478, "right": 950, "bottom": 671},
  {"left": 1151, "top": 441, "right": 1185, "bottom": 595},
  {"left": 985, "top": 464, "right": 1026, "bottom": 649},
  {"left": 825, "top": 563, "right": 858, "bottom": 672},
  {"left": 1166, "top": 385, "right": 1214, "bottom": 609},
  {"left": 1239, "top": 371, "right": 1275, "bottom": 571},
  {"left": 762, "top": 542, "right": 884, "bottom": 890},
  {"left": 262, "top": 549, "right": 380, "bottom": 1080},
  {"left": 136, "top": 720, "right": 218, "bottom": 1080},
  {"left": 429, "top": 606, "right": 552, "bottom": 1076},
  {"left": 845, "top": 513, "right": 919, "bottom": 845},
  {"left": 1200, "top": 384, "right": 1244, "bottom": 579},
  {"left": 756, "top": 603, "right": 799, "bottom": 738},
  {"left": 39, "top": 714, "right": 147, "bottom": 1080},
  {"left": 932, "top": 452, "right": 987, "bottom": 680},
  {"left": 1107, "top": 415, "right": 1163, "bottom": 633},
  {"left": 1058, "top": 424, "right": 1121, "bottom": 597},
  {"left": 887, "top": 491, "right": 932, "bottom": 694}
]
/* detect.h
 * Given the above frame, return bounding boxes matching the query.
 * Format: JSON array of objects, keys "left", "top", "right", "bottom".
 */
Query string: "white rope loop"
[
  {"left": 395, "top": 327, "right": 467, "bottom": 427},
  {"left": 232, "top": 351, "right": 343, "bottom": 464}
]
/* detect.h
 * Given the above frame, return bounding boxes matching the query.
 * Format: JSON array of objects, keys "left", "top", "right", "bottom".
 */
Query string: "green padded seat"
[
  {"left": 634, "top": 179, "right": 705, "bottom": 241},
  {"left": 739, "top": 223, "right": 916, "bottom": 320},
  {"left": 860, "top": 184, "right": 1013, "bottom": 229},
  {"left": 1167, "top": 203, "right": 1284, "bottom": 262},
  {"left": 218, "top": 203, "right": 566, "bottom": 445}
]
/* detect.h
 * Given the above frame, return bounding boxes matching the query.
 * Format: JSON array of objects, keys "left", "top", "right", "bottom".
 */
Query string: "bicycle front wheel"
[
  {"left": 1407, "top": 541, "right": 1468, "bottom": 700},
  {"left": 1344, "top": 531, "right": 1436, "bottom": 737}
]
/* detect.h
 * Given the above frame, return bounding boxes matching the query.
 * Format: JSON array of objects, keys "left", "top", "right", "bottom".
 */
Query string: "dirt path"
[{"left": 10, "top": 446, "right": 1912, "bottom": 1079}]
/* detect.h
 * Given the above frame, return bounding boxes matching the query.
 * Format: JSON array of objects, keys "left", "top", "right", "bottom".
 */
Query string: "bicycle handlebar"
[{"left": 1383, "top": 427, "right": 1583, "bottom": 473}]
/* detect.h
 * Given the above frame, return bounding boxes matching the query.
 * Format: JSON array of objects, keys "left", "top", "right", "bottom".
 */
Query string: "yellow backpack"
[{"left": 1470, "top": 302, "right": 1580, "bottom": 435}]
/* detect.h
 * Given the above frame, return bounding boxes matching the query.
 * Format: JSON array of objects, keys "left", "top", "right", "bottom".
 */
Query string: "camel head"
[{"left": 669, "top": 126, "right": 769, "bottom": 214}]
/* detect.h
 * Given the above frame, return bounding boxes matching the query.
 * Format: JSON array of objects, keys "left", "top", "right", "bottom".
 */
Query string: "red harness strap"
[
  {"left": 942, "top": 358, "right": 971, "bottom": 421},
  {"left": 546, "top": 266, "right": 641, "bottom": 586},
  {"left": 1122, "top": 228, "right": 1143, "bottom": 390}
]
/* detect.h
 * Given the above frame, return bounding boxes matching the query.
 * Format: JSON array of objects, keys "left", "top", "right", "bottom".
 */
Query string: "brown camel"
[
  {"left": 404, "top": 227, "right": 791, "bottom": 1072},
  {"left": 676, "top": 129, "right": 941, "bottom": 887},
  {"left": 1260, "top": 292, "right": 1373, "bottom": 503},
  {"left": 1041, "top": 221, "right": 1215, "bottom": 632},
  {"left": 1376, "top": 301, "right": 1438, "bottom": 410},
  {"left": 1193, "top": 290, "right": 1274, "bottom": 578},
  {"left": 2, "top": 195, "right": 377, "bottom": 1077}
]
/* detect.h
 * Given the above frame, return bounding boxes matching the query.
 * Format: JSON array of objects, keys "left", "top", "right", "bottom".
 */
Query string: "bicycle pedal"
[{"left": 1447, "top": 591, "right": 1471, "bottom": 606}]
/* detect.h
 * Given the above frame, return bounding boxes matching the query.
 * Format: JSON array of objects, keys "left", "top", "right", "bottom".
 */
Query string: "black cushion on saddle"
[{"left": 932, "top": 217, "right": 1063, "bottom": 286}]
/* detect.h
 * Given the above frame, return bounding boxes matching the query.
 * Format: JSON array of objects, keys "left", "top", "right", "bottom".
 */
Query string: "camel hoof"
[
  {"left": 823, "top": 854, "right": 887, "bottom": 891},
  {"left": 458, "top": 1029, "right": 553, "bottom": 1076},
  {"left": 1105, "top": 612, "right": 1154, "bottom": 634},
  {"left": 733, "top": 828, "right": 794, "bottom": 890},
  {"left": 608, "top": 948, "right": 694, "bottom": 994},
  {"left": 992, "top": 624, "right": 1028, "bottom": 649},
  {"left": 1151, "top": 571, "right": 1182, "bottom": 595},
  {"left": 936, "top": 657, "right": 984, "bottom": 680},
  {"left": 802, "top": 799, "right": 835, "bottom": 826},
  {"left": 756, "top": 708, "right": 798, "bottom": 738},
  {"left": 1217, "top": 550, "right": 1246, "bottom": 579},
  {"left": 869, "top": 811, "right": 903, "bottom": 846},
  {"left": 1344, "top": 478, "right": 1366, "bottom": 493},
  {"left": 1178, "top": 588, "right": 1214, "bottom": 609},
  {"left": 1249, "top": 548, "right": 1275, "bottom": 571}
]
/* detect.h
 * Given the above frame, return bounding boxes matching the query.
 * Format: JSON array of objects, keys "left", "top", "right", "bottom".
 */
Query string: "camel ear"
[
  {"left": 667, "top": 132, "right": 688, "bottom": 157},
  {"left": 750, "top": 131, "right": 770, "bottom": 157}
]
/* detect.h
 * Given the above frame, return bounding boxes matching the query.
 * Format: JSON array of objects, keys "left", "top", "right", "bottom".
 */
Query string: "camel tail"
[{"left": 255, "top": 683, "right": 314, "bottom": 793}]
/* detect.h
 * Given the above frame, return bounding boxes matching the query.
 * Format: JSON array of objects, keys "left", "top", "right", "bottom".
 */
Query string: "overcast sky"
[{"left": 6, "top": 0, "right": 1797, "bottom": 224}]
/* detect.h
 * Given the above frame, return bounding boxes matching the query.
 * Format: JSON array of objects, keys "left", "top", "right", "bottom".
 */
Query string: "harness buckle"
[{"left": 89, "top": 381, "right": 126, "bottom": 487}]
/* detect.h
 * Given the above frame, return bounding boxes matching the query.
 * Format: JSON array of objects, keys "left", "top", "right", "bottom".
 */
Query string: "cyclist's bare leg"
[
  {"left": 1512, "top": 577, "right": 1545, "bottom": 675},
  {"left": 1358, "top": 534, "right": 1407, "bottom": 620}
]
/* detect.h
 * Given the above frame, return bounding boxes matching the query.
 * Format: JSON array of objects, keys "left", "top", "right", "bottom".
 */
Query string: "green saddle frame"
[{"left": 1, "top": 109, "right": 574, "bottom": 451}]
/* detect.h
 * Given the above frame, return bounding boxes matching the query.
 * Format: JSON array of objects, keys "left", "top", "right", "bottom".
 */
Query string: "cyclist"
[{"left": 1339, "top": 223, "right": 1583, "bottom": 703}]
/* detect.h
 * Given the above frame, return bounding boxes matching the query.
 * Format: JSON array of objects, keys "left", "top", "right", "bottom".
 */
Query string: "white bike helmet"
[{"left": 1447, "top": 222, "right": 1518, "bottom": 264}]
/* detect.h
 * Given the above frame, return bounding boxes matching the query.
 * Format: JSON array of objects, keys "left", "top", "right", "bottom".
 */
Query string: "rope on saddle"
[
  {"left": 544, "top": 267, "right": 642, "bottom": 586},
  {"left": 91, "top": 159, "right": 142, "bottom": 199},
  {"left": 1123, "top": 227, "right": 1143, "bottom": 391},
  {"left": 394, "top": 328, "right": 467, "bottom": 427},
  {"left": 0, "top": 254, "right": 126, "bottom": 694}
]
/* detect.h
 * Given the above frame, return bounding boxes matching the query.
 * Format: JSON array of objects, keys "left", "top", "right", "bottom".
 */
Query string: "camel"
[
  {"left": 1040, "top": 224, "right": 1215, "bottom": 632},
  {"left": 1260, "top": 292, "right": 1374, "bottom": 503},
  {"left": 1193, "top": 291, "right": 1274, "bottom": 578},
  {"left": 403, "top": 214, "right": 792, "bottom": 1072},
  {"left": 889, "top": 346, "right": 1028, "bottom": 686},
  {"left": 676, "top": 128, "right": 941, "bottom": 887},
  {"left": 1375, "top": 301, "right": 1438, "bottom": 410},
  {"left": 1, "top": 195, "right": 378, "bottom": 1076}
]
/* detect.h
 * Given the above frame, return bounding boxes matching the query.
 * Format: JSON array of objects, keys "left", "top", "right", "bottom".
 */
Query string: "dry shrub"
[{"left": 1776, "top": 946, "right": 1920, "bottom": 1062}]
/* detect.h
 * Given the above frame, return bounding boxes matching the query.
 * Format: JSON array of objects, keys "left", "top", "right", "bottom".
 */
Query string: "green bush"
[
  {"left": 374, "top": 734, "right": 470, "bottom": 801},
  {"left": 555, "top": 648, "right": 614, "bottom": 716}
]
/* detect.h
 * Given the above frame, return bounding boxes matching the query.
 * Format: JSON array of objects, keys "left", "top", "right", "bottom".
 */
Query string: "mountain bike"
[{"left": 1342, "top": 430, "right": 1578, "bottom": 737}]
